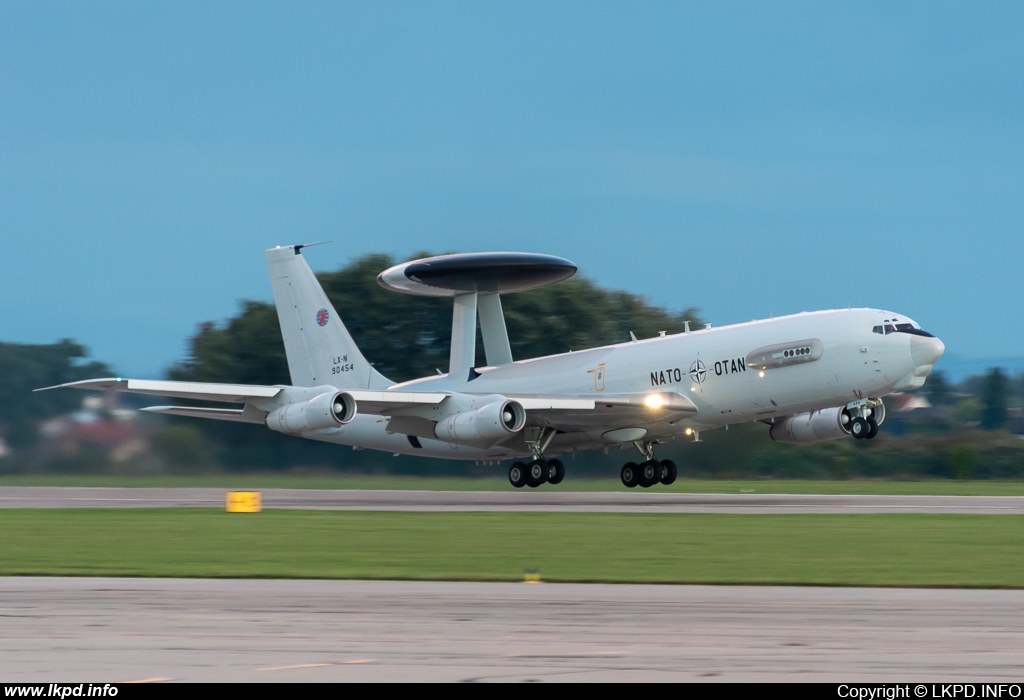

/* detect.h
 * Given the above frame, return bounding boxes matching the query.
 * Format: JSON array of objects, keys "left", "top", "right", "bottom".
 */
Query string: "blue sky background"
[{"left": 1, "top": 2, "right": 1021, "bottom": 378}]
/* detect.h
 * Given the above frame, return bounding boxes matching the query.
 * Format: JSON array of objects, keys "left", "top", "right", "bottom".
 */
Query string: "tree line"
[
  {"left": 168, "top": 253, "right": 702, "bottom": 385},
  {"left": 2, "top": 252, "right": 1023, "bottom": 479}
]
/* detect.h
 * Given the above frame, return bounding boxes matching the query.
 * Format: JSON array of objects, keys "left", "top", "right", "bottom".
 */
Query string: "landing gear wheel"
[
  {"left": 527, "top": 459, "right": 548, "bottom": 488},
  {"left": 850, "top": 417, "right": 868, "bottom": 439},
  {"left": 509, "top": 462, "right": 528, "bottom": 488},
  {"left": 865, "top": 417, "right": 878, "bottom": 440},
  {"left": 659, "top": 459, "right": 678, "bottom": 485},
  {"left": 547, "top": 459, "right": 565, "bottom": 485},
  {"left": 621, "top": 462, "right": 640, "bottom": 488},
  {"left": 639, "top": 460, "right": 660, "bottom": 488}
]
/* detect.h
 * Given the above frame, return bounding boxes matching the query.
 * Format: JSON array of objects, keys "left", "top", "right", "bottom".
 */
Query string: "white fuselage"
[{"left": 304, "top": 307, "right": 938, "bottom": 461}]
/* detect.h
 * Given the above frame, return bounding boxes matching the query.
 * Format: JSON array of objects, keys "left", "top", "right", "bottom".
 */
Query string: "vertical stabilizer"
[{"left": 265, "top": 245, "right": 392, "bottom": 389}]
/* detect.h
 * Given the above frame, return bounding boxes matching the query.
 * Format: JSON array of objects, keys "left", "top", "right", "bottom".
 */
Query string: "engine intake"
[
  {"left": 434, "top": 399, "right": 526, "bottom": 444},
  {"left": 267, "top": 391, "right": 356, "bottom": 434}
]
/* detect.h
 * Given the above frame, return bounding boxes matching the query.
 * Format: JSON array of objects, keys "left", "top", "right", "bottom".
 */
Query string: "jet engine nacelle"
[
  {"left": 769, "top": 407, "right": 851, "bottom": 444},
  {"left": 434, "top": 399, "right": 526, "bottom": 444},
  {"left": 267, "top": 390, "right": 356, "bottom": 434}
]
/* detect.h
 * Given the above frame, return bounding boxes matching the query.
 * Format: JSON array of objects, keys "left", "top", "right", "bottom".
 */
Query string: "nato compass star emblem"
[
  {"left": 689, "top": 359, "right": 707, "bottom": 385},
  {"left": 316, "top": 308, "right": 330, "bottom": 327}
]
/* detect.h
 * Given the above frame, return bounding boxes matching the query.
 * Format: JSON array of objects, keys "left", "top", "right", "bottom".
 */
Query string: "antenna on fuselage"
[{"left": 376, "top": 252, "right": 578, "bottom": 377}]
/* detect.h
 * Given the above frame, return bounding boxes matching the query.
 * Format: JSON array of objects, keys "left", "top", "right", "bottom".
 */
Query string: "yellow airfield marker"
[
  {"left": 225, "top": 491, "right": 261, "bottom": 513},
  {"left": 523, "top": 568, "right": 542, "bottom": 584}
]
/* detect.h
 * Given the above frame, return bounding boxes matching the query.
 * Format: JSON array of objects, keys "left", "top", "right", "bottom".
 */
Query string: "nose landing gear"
[
  {"left": 850, "top": 416, "right": 879, "bottom": 440},
  {"left": 846, "top": 400, "right": 882, "bottom": 440}
]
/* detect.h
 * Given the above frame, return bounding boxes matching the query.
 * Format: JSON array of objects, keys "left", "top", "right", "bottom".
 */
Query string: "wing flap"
[
  {"left": 140, "top": 405, "right": 268, "bottom": 424},
  {"left": 513, "top": 397, "right": 596, "bottom": 410},
  {"left": 344, "top": 390, "right": 449, "bottom": 415}
]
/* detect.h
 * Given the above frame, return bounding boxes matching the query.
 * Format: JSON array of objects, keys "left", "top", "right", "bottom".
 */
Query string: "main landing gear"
[
  {"left": 509, "top": 427, "right": 565, "bottom": 488},
  {"left": 508, "top": 458, "right": 565, "bottom": 488},
  {"left": 620, "top": 459, "right": 677, "bottom": 488},
  {"left": 620, "top": 442, "right": 677, "bottom": 489}
]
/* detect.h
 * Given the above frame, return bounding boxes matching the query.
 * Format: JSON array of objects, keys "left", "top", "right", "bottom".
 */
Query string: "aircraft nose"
[{"left": 911, "top": 334, "right": 945, "bottom": 367}]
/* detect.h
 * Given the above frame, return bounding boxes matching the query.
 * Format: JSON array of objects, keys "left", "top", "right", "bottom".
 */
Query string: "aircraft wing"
[
  {"left": 506, "top": 391, "right": 697, "bottom": 431},
  {"left": 35, "top": 378, "right": 453, "bottom": 420},
  {"left": 36, "top": 378, "right": 283, "bottom": 403},
  {"left": 510, "top": 392, "right": 696, "bottom": 412},
  {"left": 38, "top": 378, "right": 696, "bottom": 433},
  {"left": 37, "top": 377, "right": 450, "bottom": 412},
  {"left": 346, "top": 390, "right": 695, "bottom": 421}
]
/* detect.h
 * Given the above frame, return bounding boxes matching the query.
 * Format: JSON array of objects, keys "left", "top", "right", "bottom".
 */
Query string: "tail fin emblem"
[{"left": 316, "top": 308, "right": 329, "bottom": 327}]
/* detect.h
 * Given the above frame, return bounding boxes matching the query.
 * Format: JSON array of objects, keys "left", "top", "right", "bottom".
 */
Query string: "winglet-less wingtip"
[{"left": 34, "top": 378, "right": 127, "bottom": 392}]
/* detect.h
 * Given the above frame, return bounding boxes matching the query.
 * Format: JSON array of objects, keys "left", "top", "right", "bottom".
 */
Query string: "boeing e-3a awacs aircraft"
[{"left": 40, "top": 245, "right": 945, "bottom": 489}]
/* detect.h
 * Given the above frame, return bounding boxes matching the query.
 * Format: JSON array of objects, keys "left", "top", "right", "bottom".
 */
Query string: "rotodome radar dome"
[{"left": 377, "top": 252, "right": 577, "bottom": 297}]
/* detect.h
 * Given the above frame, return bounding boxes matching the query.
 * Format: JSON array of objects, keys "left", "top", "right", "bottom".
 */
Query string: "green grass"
[
  {"left": 1, "top": 509, "right": 1021, "bottom": 587},
  {"left": 2, "top": 473, "right": 1024, "bottom": 495}
]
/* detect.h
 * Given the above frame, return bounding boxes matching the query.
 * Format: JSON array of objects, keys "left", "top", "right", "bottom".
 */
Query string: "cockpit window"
[
  {"left": 894, "top": 323, "right": 934, "bottom": 337},
  {"left": 872, "top": 322, "right": 934, "bottom": 337}
]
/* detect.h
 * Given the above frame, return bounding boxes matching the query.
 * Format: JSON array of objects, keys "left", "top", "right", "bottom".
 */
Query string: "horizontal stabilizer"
[
  {"left": 140, "top": 405, "right": 268, "bottom": 424},
  {"left": 36, "top": 378, "right": 282, "bottom": 404}
]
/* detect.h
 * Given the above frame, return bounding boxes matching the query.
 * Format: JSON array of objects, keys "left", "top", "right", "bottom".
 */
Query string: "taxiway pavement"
[
  {"left": 0, "top": 486, "right": 1022, "bottom": 513},
  {"left": 1, "top": 577, "right": 1022, "bottom": 682}
]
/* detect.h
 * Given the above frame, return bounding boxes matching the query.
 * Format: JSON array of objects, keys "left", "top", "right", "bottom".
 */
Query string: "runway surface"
[
  {"left": 1, "top": 577, "right": 1022, "bottom": 682},
  {"left": 1, "top": 486, "right": 1023, "bottom": 513}
]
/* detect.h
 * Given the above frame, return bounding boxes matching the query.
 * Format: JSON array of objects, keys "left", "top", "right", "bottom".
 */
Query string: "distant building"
[
  {"left": 889, "top": 393, "right": 933, "bottom": 413},
  {"left": 1006, "top": 408, "right": 1024, "bottom": 437},
  {"left": 37, "top": 394, "right": 152, "bottom": 462}
]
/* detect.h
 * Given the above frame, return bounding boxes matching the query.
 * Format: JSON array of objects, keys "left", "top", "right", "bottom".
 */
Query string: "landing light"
[
  {"left": 759, "top": 371, "right": 765, "bottom": 378},
  {"left": 685, "top": 428, "right": 693, "bottom": 436},
  {"left": 644, "top": 394, "right": 666, "bottom": 409}
]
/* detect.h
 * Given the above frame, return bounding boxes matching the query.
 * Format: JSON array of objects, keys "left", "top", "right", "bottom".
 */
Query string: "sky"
[{"left": 1, "top": 1, "right": 1022, "bottom": 378}]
